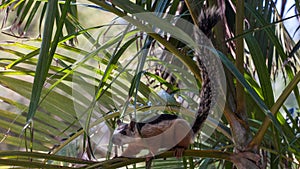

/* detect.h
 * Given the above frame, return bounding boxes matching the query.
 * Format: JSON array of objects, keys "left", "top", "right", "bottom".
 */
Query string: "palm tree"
[{"left": 0, "top": 0, "right": 299, "bottom": 168}]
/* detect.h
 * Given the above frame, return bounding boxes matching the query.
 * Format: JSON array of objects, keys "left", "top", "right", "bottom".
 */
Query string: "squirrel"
[
  {"left": 111, "top": 7, "right": 220, "bottom": 159},
  {"left": 111, "top": 56, "right": 212, "bottom": 158}
]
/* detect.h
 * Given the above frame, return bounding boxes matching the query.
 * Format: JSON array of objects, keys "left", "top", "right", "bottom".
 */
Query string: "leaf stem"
[
  {"left": 249, "top": 71, "right": 300, "bottom": 150},
  {"left": 86, "top": 150, "right": 233, "bottom": 169}
]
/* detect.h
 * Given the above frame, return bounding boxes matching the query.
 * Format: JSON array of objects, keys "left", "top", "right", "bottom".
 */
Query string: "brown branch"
[{"left": 235, "top": 0, "right": 246, "bottom": 120}]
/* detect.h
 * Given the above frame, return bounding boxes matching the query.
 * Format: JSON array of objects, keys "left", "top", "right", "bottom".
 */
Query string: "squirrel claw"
[{"left": 174, "top": 147, "right": 185, "bottom": 159}]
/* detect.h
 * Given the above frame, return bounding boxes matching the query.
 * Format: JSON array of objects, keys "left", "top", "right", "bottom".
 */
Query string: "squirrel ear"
[
  {"left": 116, "top": 119, "right": 122, "bottom": 125},
  {"left": 129, "top": 120, "right": 136, "bottom": 131}
]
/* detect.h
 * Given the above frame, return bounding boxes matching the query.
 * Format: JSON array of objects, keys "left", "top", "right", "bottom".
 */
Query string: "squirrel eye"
[{"left": 120, "top": 130, "right": 127, "bottom": 135}]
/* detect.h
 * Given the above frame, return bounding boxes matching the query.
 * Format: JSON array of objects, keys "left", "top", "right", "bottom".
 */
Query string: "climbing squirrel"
[
  {"left": 111, "top": 7, "right": 220, "bottom": 158},
  {"left": 111, "top": 55, "right": 212, "bottom": 158}
]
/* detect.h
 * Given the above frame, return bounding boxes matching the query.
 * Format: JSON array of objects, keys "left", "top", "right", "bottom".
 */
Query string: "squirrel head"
[{"left": 111, "top": 119, "right": 138, "bottom": 146}]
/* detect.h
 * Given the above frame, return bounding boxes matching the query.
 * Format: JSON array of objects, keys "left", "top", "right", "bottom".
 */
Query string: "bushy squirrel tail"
[
  {"left": 191, "top": 57, "right": 212, "bottom": 134},
  {"left": 191, "top": 7, "right": 221, "bottom": 134},
  {"left": 198, "top": 6, "right": 222, "bottom": 36}
]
